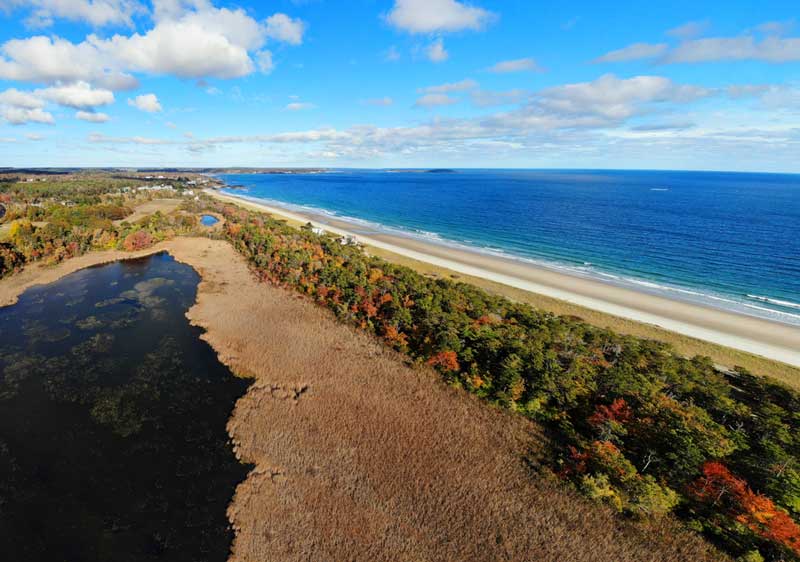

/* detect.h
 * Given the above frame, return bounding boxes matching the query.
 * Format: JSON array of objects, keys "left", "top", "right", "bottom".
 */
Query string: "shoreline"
[{"left": 210, "top": 190, "right": 800, "bottom": 370}]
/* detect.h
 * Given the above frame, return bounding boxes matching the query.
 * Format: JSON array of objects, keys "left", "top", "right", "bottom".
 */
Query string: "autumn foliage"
[
  {"left": 214, "top": 201, "right": 800, "bottom": 561},
  {"left": 690, "top": 461, "right": 800, "bottom": 556},
  {"left": 427, "top": 350, "right": 460, "bottom": 372},
  {"left": 122, "top": 230, "right": 155, "bottom": 251}
]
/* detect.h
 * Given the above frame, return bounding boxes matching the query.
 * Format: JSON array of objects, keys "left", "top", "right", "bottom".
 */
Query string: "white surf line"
[{"left": 212, "top": 191, "right": 800, "bottom": 368}]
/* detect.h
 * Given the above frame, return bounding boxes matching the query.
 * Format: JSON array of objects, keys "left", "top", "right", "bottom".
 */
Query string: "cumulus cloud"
[
  {"left": 0, "top": 88, "right": 45, "bottom": 109},
  {"left": 387, "top": 0, "right": 494, "bottom": 33},
  {"left": 537, "top": 74, "right": 710, "bottom": 120},
  {"left": 414, "top": 93, "right": 458, "bottom": 108},
  {"left": 2, "top": 0, "right": 143, "bottom": 28},
  {"left": 2, "top": 106, "right": 55, "bottom": 125},
  {"left": 128, "top": 93, "right": 162, "bottom": 112},
  {"left": 0, "top": 1, "right": 306, "bottom": 89},
  {"left": 426, "top": 38, "right": 448, "bottom": 62},
  {"left": 76, "top": 110, "right": 110, "bottom": 122},
  {"left": 37, "top": 81, "right": 114, "bottom": 109},
  {"left": 594, "top": 43, "right": 668, "bottom": 63},
  {"left": 264, "top": 13, "right": 305, "bottom": 45},
  {"left": 0, "top": 35, "right": 138, "bottom": 88},
  {"left": 487, "top": 58, "right": 541, "bottom": 73}
]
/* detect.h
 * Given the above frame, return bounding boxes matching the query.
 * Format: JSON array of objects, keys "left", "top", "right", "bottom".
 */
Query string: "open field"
[
  {"left": 209, "top": 190, "right": 800, "bottom": 389},
  {"left": 0, "top": 237, "right": 724, "bottom": 561},
  {"left": 115, "top": 198, "right": 184, "bottom": 225}
]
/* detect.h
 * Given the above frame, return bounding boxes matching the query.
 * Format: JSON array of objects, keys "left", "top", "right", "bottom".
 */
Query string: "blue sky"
[{"left": 0, "top": 0, "right": 799, "bottom": 171}]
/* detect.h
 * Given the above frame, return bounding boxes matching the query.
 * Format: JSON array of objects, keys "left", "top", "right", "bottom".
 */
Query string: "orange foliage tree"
[
  {"left": 427, "top": 351, "right": 460, "bottom": 372},
  {"left": 689, "top": 461, "right": 800, "bottom": 556}
]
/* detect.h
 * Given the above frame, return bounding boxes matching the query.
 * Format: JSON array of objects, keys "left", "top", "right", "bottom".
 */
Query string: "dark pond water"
[
  {"left": 200, "top": 215, "right": 219, "bottom": 227},
  {"left": 0, "top": 253, "right": 252, "bottom": 562}
]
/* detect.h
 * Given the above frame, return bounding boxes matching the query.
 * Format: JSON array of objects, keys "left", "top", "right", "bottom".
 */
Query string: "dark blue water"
[
  {"left": 0, "top": 253, "right": 251, "bottom": 561},
  {"left": 220, "top": 170, "right": 800, "bottom": 326}
]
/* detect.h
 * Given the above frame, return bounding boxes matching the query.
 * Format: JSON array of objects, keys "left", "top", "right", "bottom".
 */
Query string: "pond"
[
  {"left": 0, "top": 253, "right": 252, "bottom": 562},
  {"left": 200, "top": 214, "right": 219, "bottom": 227}
]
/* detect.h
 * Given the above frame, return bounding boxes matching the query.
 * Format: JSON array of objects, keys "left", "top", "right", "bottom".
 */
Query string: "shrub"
[{"left": 122, "top": 230, "right": 155, "bottom": 252}]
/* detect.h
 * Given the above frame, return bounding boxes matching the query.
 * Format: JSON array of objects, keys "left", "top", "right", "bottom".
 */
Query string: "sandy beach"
[{"left": 210, "top": 190, "right": 800, "bottom": 369}]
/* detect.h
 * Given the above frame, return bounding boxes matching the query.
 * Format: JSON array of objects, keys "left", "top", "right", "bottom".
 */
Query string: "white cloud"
[
  {"left": 2, "top": 0, "right": 143, "bottom": 28},
  {"left": 426, "top": 38, "right": 448, "bottom": 63},
  {"left": 487, "top": 58, "right": 541, "bottom": 73},
  {"left": 594, "top": 42, "right": 668, "bottom": 63},
  {"left": 76, "top": 110, "right": 110, "bottom": 122},
  {"left": 104, "top": 21, "right": 255, "bottom": 79},
  {"left": 2, "top": 106, "right": 55, "bottom": 125},
  {"left": 256, "top": 50, "right": 274, "bottom": 74},
  {"left": 726, "top": 84, "right": 800, "bottom": 111},
  {"left": 0, "top": 35, "right": 138, "bottom": 88},
  {"left": 537, "top": 74, "right": 710, "bottom": 120},
  {"left": 0, "top": 2, "right": 306, "bottom": 88},
  {"left": 286, "top": 102, "right": 316, "bottom": 110},
  {"left": 387, "top": 0, "right": 494, "bottom": 34},
  {"left": 26, "top": 133, "right": 45, "bottom": 140},
  {"left": 128, "top": 93, "right": 162, "bottom": 112},
  {"left": 37, "top": 81, "right": 114, "bottom": 109},
  {"left": 414, "top": 93, "right": 458, "bottom": 108},
  {"left": 419, "top": 78, "right": 477, "bottom": 94},
  {"left": 264, "top": 13, "right": 305, "bottom": 45},
  {"left": 664, "top": 35, "right": 800, "bottom": 63},
  {"left": 0, "top": 88, "right": 45, "bottom": 109}
]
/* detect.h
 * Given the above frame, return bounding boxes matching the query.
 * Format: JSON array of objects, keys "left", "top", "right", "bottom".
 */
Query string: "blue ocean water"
[{"left": 220, "top": 170, "right": 800, "bottom": 326}]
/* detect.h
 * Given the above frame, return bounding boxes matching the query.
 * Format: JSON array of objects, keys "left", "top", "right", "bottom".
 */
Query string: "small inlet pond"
[
  {"left": 0, "top": 253, "right": 252, "bottom": 562},
  {"left": 200, "top": 214, "right": 219, "bottom": 227}
]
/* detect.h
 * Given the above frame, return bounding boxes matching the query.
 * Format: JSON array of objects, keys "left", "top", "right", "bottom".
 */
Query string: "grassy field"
[{"left": 115, "top": 198, "right": 184, "bottom": 225}]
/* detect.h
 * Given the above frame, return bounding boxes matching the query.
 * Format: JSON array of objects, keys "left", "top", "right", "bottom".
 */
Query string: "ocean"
[{"left": 219, "top": 169, "right": 800, "bottom": 327}]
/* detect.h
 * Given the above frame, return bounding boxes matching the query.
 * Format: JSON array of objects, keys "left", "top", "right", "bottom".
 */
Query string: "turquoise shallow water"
[{"left": 220, "top": 169, "right": 800, "bottom": 326}]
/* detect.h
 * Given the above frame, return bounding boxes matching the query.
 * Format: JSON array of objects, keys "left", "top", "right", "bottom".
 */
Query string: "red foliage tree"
[
  {"left": 122, "top": 230, "right": 155, "bottom": 251},
  {"left": 588, "top": 398, "right": 633, "bottom": 427}
]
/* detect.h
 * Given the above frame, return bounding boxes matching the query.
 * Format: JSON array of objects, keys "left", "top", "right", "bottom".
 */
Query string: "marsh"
[{"left": 0, "top": 253, "right": 251, "bottom": 562}]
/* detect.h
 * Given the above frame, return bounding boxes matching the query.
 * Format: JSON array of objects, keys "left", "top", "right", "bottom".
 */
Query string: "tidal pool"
[{"left": 0, "top": 253, "right": 252, "bottom": 562}]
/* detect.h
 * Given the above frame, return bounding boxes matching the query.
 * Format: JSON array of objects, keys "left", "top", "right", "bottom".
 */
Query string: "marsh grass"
[{"left": 166, "top": 238, "right": 726, "bottom": 562}]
